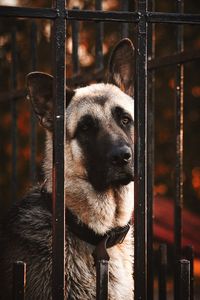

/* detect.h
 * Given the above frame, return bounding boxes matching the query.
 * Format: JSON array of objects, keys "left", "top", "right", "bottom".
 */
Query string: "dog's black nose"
[{"left": 109, "top": 145, "right": 132, "bottom": 166}]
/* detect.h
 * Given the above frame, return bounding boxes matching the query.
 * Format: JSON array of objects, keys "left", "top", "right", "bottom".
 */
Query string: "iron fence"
[{"left": 0, "top": 0, "right": 200, "bottom": 299}]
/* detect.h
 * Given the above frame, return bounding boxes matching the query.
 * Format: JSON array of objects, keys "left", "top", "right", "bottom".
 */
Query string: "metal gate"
[{"left": 0, "top": 0, "right": 200, "bottom": 299}]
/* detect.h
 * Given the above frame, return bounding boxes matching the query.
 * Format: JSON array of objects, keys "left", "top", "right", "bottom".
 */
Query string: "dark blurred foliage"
[{"left": 0, "top": 0, "right": 200, "bottom": 219}]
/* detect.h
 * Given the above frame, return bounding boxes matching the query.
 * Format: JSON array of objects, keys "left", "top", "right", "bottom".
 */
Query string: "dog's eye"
[
  {"left": 114, "top": 107, "right": 132, "bottom": 127},
  {"left": 79, "top": 117, "right": 95, "bottom": 132},
  {"left": 121, "top": 116, "right": 131, "bottom": 126}
]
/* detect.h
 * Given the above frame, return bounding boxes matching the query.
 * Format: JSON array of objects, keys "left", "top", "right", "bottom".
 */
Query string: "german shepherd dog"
[{"left": 0, "top": 39, "right": 135, "bottom": 299}]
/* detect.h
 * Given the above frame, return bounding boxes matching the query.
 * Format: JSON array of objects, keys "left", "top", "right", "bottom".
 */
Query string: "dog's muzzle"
[
  {"left": 106, "top": 144, "right": 134, "bottom": 188},
  {"left": 87, "top": 143, "right": 134, "bottom": 192}
]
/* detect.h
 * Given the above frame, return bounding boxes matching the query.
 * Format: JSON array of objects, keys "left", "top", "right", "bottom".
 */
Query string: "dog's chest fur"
[{"left": 66, "top": 230, "right": 133, "bottom": 300}]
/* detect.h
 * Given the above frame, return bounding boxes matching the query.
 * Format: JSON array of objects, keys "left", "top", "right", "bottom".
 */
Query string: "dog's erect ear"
[
  {"left": 27, "top": 72, "right": 75, "bottom": 131},
  {"left": 108, "top": 38, "right": 135, "bottom": 97}
]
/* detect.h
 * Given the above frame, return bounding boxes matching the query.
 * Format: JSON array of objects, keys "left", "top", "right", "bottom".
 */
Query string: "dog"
[{"left": 0, "top": 38, "right": 135, "bottom": 299}]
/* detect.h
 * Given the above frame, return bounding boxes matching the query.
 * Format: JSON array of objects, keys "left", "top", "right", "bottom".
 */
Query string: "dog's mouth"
[
  {"left": 88, "top": 167, "right": 134, "bottom": 192},
  {"left": 111, "top": 174, "right": 134, "bottom": 187},
  {"left": 108, "top": 171, "right": 134, "bottom": 188}
]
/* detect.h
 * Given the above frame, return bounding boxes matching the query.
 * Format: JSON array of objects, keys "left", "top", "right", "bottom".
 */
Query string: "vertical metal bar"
[
  {"left": 11, "top": 27, "right": 17, "bottom": 203},
  {"left": 52, "top": 0, "right": 66, "bottom": 299},
  {"left": 121, "top": 0, "right": 129, "bottom": 38},
  {"left": 174, "top": 1, "right": 184, "bottom": 299},
  {"left": 30, "top": 21, "right": 37, "bottom": 184},
  {"left": 12, "top": 261, "right": 26, "bottom": 300},
  {"left": 134, "top": 0, "right": 148, "bottom": 299},
  {"left": 95, "top": 0, "right": 103, "bottom": 70},
  {"left": 147, "top": 0, "right": 155, "bottom": 299},
  {"left": 184, "top": 246, "right": 194, "bottom": 300},
  {"left": 72, "top": 7, "right": 80, "bottom": 74},
  {"left": 96, "top": 261, "right": 109, "bottom": 300},
  {"left": 180, "top": 259, "right": 190, "bottom": 300},
  {"left": 158, "top": 244, "right": 167, "bottom": 300}
]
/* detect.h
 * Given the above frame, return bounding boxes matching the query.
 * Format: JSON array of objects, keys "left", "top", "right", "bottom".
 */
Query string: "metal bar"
[
  {"left": 0, "top": 6, "right": 139, "bottom": 22},
  {"left": 68, "top": 10, "right": 200, "bottom": 24},
  {"left": 134, "top": 0, "right": 148, "bottom": 299},
  {"left": 11, "top": 27, "right": 17, "bottom": 203},
  {"left": 158, "top": 244, "right": 167, "bottom": 300},
  {"left": 184, "top": 246, "right": 194, "bottom": 300},
  {"left": 30, "top": 22, "right": 37, "bottom": 184},
  {"left": 1, "top": 7, "right": 200, "bottom": 25},
  {"left": 148, "top": 49, "right": 200, "bottom": 70},
  {"left": 52, "top": 0, "right": 66, "bottom": 299},
  {"left": 67, "top": 10, "right": 140, "bottom": 23},
  {"left": 180, "top": 259, "right": 190, "bottom": 300},
  {"left": 121, "top": 0, "right": 129, "bottom": 38},
  {"left": 174, "top": 1, "right": 184, "bottom": 299},
  {"left": 147, "top": 1, "right": 155, "bottom": 299},
  {"left": 71, "top": 7, "right": 80, "bottom": 74},
  {"left": 147, "top": 12, "right": 200, "bottom": 24},
  {"left": 0, "top": 6, "right": 57, "bottom": 19},
  {"left": 96, "top": 260, "right": 109, "bottom": 300},
  {"left": 12, "top": 261, "right": 26, "bottom": 300},
  {"left": 95, "top": 0, "right": 103, "bottom": 70}
]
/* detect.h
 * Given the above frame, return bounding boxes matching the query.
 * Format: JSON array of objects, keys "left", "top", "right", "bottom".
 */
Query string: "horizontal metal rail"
[
  {"left": 0, "top": 6, "right": 139, "bottom": 22},
  {"left": 0, "top": 6, "right": 57, "bottom": 19},
  {"left": 147, "top": 12, "right": 200, "bottom": 24},
  {"left": 67, "top": 10, "right": 139, "bottom": 22},
  {"left": 148, "top": 49, "right": 200, "bottom": 70},
  {"left": 1, "top": 6, "right": 200, "bottom": 24}
]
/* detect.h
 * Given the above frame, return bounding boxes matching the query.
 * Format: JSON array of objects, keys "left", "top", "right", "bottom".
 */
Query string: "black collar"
[
  {"left": 41, "top": 186, "right": 131, "bottom": 262},
  {"left": 66, "top": 209, "right": 131, "bottom": 265},
  {"left": 66, "top": 208, "right": 131, "bottom": 248}
]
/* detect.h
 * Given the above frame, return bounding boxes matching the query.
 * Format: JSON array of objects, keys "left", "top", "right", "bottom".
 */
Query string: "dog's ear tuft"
[
  {"left": 27, "top": 72, "right": 75, "bottom": 131},
  {"left": 27, "top": 72, "right": 54, "bottom": 130},
  {"left": 108, "top": 38, "right": 135, "bottom": 97}
]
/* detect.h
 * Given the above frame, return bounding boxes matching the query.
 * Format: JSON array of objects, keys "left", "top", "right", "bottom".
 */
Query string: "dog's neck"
[
  {"left": 41, "top": 188, "right": 131, "bottom": 263},
  {"left": 66, "top": 208, "right": 131, "bottom": 247}
]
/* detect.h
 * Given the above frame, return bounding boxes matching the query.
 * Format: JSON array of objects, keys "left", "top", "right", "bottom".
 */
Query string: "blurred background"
[{"left": 0, "top": 0, "right": 200, "bottom": 298}]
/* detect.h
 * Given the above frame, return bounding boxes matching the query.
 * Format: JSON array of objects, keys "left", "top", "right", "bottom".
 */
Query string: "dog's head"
[{"left": 27, "top": 39, "right": 135, "bottom": 193}]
